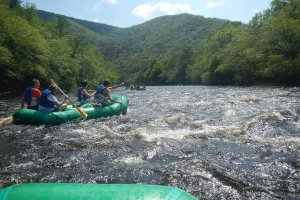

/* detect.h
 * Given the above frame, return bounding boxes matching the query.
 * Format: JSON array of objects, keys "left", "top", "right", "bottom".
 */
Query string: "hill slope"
[{"left": 37, "top": 11, "right": 234, "bottom": 83}]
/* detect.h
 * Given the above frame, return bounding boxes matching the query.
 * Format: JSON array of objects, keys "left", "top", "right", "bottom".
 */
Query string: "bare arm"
[
  {"left": 104, "top": 89, "right": 122, "bottom": 104},
  {"left": 82, "top": 89, "right": 94, "bottom": 98},
  {"left": 108, "top": 95, "right": 122, "bottom": 104},
  {"left": 54, "top": 99, "right": 67, "bottom": 107},
  {"left": 50, "top": 94, "right": 67, "bottom": 108},
  {"left": 108, "top": 82, "right": 124, "bottom": 90}
]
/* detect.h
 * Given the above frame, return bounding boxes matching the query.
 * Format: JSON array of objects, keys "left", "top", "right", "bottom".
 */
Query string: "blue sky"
[{"left": 25, "top": 0, "right": 273, "bottom": 28}]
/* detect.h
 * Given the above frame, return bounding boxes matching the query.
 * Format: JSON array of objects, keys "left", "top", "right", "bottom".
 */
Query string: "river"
[{"left": 0, "top": 86, "right": 300, "bottom": 199}]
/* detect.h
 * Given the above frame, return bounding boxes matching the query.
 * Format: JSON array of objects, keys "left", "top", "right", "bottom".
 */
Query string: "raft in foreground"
[
  {"left": 0, "top": 183, "right": 197, "bottom": 200},
  {"left": 12, "top": 95, "right": 128, "bottom": 125}
]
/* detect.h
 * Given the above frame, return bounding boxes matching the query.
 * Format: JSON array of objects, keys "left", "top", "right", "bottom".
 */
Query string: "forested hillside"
[
  {"left": 0, "top": 0, "right": 118, "bottom": 92},
  {"left": 37, "top": 11, "right": 230, "bottom": 85},
  {"left": 0, "top": 0, "right": 299, "bottom": 92},
  {"left": 188, "top": 0, "right": 300, "bottom": 86},
  {"left": 37, "top": 0, "right": 300, "bottom": 86},
  {"left": 113, "top": 14, "right": 231, "bottom": 85}
]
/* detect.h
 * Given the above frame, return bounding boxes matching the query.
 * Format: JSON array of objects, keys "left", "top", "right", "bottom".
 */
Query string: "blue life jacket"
[
  {"left": 39, "top": 89, "right": 55, "bottom": 108},
  {"left": 24, "top": 87, "right": 34, "bottom": 105},
  {"left": 95, "top": 85, "right": 106, "bottom": 97},
  {"left": 77, "top": 87, "right": 89, "bottom": 101}
]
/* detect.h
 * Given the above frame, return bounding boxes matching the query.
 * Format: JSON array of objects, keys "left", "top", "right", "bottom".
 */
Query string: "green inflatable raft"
[
  {"left": 12, "top": 95, "right": 128, "bottom": 125},
  {"left": 0, "top": 183, "right": 197, "bottom": 200}
]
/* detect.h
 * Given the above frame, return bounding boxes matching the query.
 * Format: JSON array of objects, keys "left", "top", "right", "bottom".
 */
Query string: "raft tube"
[
  {"left": 12, "top": 95, "right": 128, "bottom": 125},
  {"left": 0, "top": 183, "right": 197, "bottom": 200}
]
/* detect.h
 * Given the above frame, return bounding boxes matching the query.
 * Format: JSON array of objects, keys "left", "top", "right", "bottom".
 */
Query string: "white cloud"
[
  {"left": 103, "top": 0, "right": 118, "bottom": 5},
  {"left": 131, "top": 2, "right": 200, "bottom": 20},
  {"left": 93, "top": 0, "right": 117, "bottom": 10},
  {"left": 206, "top": 0, "right": 224, "bottom": 8},
  {"left": 253, "top": 9, "right": 260, "bottom": 14},
  {"left": 92, "top": 18, "right": 105, "bottom": 23}
]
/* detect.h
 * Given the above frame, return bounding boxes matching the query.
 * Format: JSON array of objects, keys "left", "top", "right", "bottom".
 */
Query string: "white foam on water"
[
  {"left": 164, "top": 113, "right": 189, "bottom": 124},
  {"left": 139, "top": 129, "right": 194, "bottom": 141},
  {"left": 72, "top": 129, "right": 89, "bottom": 134},
  {"left": 225, "top": 109, "right": 236, "bottom": 117},
  {"left": 191, "top": 100, "right": 211, "bottom": 106},
  {"left": 139, "top": 124, "right": 227, "bottom": 142},
  {"left": 133, "top": 117, "right": 244, "bottom": 142},
  {"left": 146, "top": 146, "right": 160, "bottom": 159},
  {"left": 71, "top": 125, "right": 115, "bottom": 137},
  {"left": 118, "top": 155, "right": 144, "bottom": 164},
  {"left": 201, "top": 123, "right": 234, "bottom": 134},
  {"left": 4, "top": 161, "right": 35, "bottom": 170},
  {"left": 190, "top": 120, "right": 206, "bottom": 128},
  {"left": 63, "top": 156, "right": 80, "bottom": 167},
  {"left": 293, "top": 113, "right": 300, "bottom": 128},
  {"left": 249, "top": 135, "right": 300, "bottom": 147}
]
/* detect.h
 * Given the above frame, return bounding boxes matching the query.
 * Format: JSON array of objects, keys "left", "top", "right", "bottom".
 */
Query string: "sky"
[{"left": 25, "top": 0, "right": 273, "bottom": 28}]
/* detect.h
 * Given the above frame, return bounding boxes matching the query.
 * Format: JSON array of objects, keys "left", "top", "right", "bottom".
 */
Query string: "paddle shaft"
[
  {"left": 50, "top": 80, "right": 74, "bottom": 104},
  {"left": 51, "top": 80, "right": 87, "bottom": 119}
]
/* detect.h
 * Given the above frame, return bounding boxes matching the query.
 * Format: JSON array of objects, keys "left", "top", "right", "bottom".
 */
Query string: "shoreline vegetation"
[{"left": 0, "top": 0, "right": 299, "bottom": 93}]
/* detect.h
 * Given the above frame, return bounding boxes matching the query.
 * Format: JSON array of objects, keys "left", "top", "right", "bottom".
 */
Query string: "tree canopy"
[
  {"left": 189, "top": 0, "right": 300, "bottom": 86},
  {"left": 0, "top": 0, "right": 117, "bottom": 92}
]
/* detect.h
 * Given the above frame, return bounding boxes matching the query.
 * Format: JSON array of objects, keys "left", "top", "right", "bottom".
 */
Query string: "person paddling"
[
  {"left": 38, "top": 84, "right": 68, "bottom": 112},
  {"left": 21, "top": 79, "right": 41, "bottom": 110},
  {"left": 94, "top": 80, "right": 124, "bottom": 106},
  {"left": 77, "top": 80, "right": 95, "bottom": 106}
]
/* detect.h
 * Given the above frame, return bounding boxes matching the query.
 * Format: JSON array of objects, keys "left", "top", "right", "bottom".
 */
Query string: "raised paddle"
[{"left": 50, "top": 80, "right": 88, "bottom": 120}]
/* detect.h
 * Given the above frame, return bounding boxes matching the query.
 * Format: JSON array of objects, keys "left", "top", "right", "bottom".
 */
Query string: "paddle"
[
  {"left": 66, "top": 100, "right": 77, "bottom": 105},
  {"left": 0, "top": 117, "right": 13, "bottom": 126},
  {"left": 50, "top": 80, "right": 87, "bottom": 120}
]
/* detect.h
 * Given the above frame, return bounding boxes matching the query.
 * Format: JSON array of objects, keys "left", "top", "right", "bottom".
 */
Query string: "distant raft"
[
  {"left": 12, "top": 95, "right": 128, "bottom": 125},
  {"left": 0, "top": 183, "right": 198, "bottom": 200}
]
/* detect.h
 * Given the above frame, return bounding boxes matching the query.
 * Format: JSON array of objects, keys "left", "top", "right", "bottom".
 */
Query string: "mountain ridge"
[{"left": 36, "top": 10, "right": 237, "bottom": 84}]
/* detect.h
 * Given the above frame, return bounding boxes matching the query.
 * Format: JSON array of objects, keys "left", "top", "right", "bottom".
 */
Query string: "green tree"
[
  {"left": 260, "top": 1, "right": 300, "bottom": 85},
  {"left": 190, "top": 22, "right": 240, "bottom": 85},
  {"left": 56, "top": 15, "right": 71, "bottom": 37},
  {"left": 175, "top": 45, "right": 194, "bottom": 84},
  {"left": 69, "top": 36, "right": 89, "bottom": 58},
  {"left": 9, "top": 0, "right": 22, "bottom": 9},
  {"left": 0, "top": 4, "right": 47, "bottom": 90},
  {"left": 145, "top": 59, "right": 165, "bottom": 85}
]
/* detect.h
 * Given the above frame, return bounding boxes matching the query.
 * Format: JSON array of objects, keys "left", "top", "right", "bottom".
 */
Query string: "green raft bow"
[{"left": 0, "top": 183, "right": 198, "bottom": 200}]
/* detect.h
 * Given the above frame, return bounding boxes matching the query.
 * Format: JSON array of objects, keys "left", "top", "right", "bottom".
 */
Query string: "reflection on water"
[{"left": 0, "top": 86, "right": 300, "bottom": 199}]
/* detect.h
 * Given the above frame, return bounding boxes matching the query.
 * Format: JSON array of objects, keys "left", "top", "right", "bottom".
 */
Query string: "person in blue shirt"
[
  {"left": 21, "top": 79, "right": 41, "bottom": 110},
  {"left": 38, "top": 84, "right": 68, "bottom": 112},
  {"left": 94, "top": 80, "right": 124, "bottom": 106},
  {"left": 77, "top": 80, "right": 95, "bottom": 106}
]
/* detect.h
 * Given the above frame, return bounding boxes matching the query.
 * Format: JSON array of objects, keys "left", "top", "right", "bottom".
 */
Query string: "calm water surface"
[{"left": 0, "top": 86, "right": 300, "bottom": 199}]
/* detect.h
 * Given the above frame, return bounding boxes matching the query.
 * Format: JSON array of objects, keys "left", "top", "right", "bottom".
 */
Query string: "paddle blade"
[
  {"left": 76, "top": 107, "right": 88, "bottom": 119},
  {"left": 0, "top": 117, "right": 13, "bottom": 126}
]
